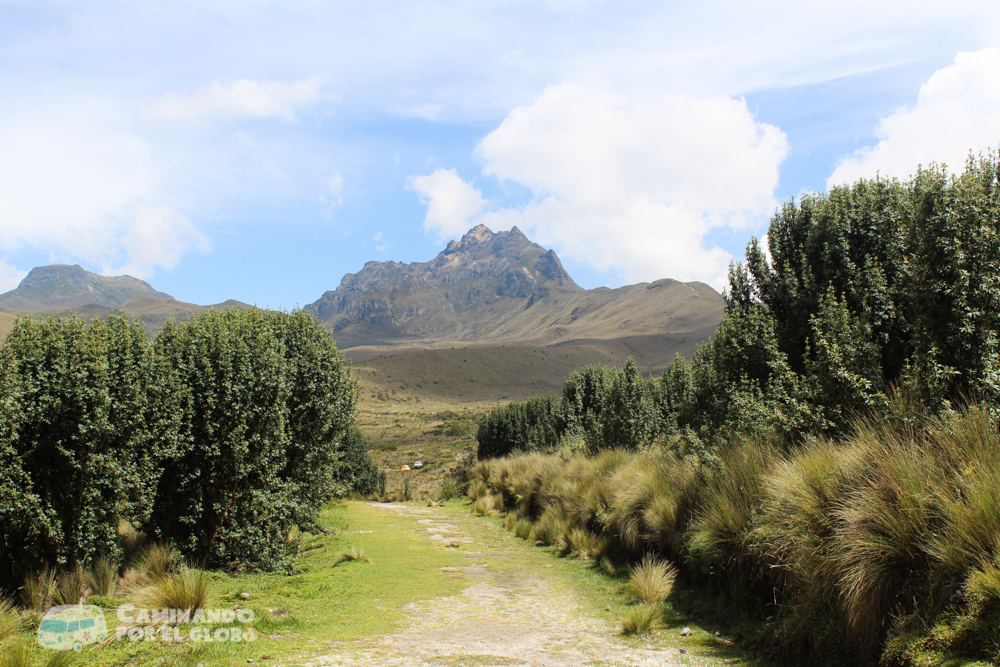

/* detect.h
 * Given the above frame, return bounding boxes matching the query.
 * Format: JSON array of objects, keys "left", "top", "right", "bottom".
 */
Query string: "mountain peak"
[
  {"left": 0, "top": 264, "right": 171, "bottom": 311},
  {"left": 308, "top": 225, "right": 580, "bottom": 337},
  {"left": 461, "top": 224, "right": 495, "bottom": 244}
]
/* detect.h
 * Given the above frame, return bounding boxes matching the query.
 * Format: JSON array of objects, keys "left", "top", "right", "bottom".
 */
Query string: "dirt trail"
[{"left": 305, "top": 503, "right": 735, "bottom": 667}]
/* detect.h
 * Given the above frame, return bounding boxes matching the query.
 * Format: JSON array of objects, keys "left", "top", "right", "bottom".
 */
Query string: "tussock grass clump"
[
  {"left": 20, "top": 569, "right": 56, "bottom": 612},
  {"left": 0, "top": 637, "right": 76, "bottom": 667},
  {"left": 625, "top": 556, "right": 677, "bottom": 604},
  {"left": 0, "top": 598, "right": 21, "bottom": 641},
  {"left": 514, "top": 518, "right": 535, "bottom": 541},
  {"left": 134, "top": 542, "right": 181, "bottom": 580},
  {"left": 470, "top": 460, "right": 492, "bottom": 484},
  {"left": 86, "top": 556, "right": 120, "bottom": 598},
  {"left": 50, "top": 565, "right": 90, "bottom": 606},
  {"left": 532, "top": 506, "right": 570, "bottom": 547},
  {"left": 438, "top": 479, "right": 460, "bottom": 501},
  {"left": 466, "top": 479, "right": 489, "bottom": 502},
  {"left": 620, "top": 603, "right": 665, "bottom": 635},
  {"left": 132, "top": 568, "right": 209, "bottom": 613},
  {"left": 472, "top": 406, "right": 1000, "bottom": 664},
  {"left": 471, "top": 493, "right": 502, "bottom": 517},
  {"left": 332, "top": 545, "right": 373, "bottom": 566}
]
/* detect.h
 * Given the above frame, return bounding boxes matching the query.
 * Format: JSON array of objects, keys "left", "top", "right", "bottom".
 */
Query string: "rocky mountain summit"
[
  {"left": 308, "top": 225, "right": 725, "bottom": 368},
  {"left": 310, "top": 225, "right": 578, "bottom": 336},
  {"left": 0, "top": 264, "right": 171, "bottom": 310}
]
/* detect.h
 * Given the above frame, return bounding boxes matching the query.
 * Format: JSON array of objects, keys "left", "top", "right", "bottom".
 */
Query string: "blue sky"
[{"left": 1, "top": 1, "right": 999, "bottom": 308}]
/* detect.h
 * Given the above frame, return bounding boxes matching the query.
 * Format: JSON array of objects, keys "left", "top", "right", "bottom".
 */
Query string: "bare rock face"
[{"left": 308, "top": 225, "right": 579, "bottom": 338}]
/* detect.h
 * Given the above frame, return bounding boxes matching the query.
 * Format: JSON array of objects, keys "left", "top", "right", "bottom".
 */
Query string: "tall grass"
[
  {"left": 134, "top": 543, "right": 181, "bottom": 580},
  {"left": 85, "top": 556, "right": 119, "bottom": 598},
  {"left": 474, "top": 405, "right": 1000, "bottom": 665},
  {"left": 0, "top": 598, "right": 20, "bottom": 641},
  {"left": 625, "top": 556, "right": 676, "bottom": 604},
  {"left": 131, "top": 568, "right": 209, "bottom": 614}
]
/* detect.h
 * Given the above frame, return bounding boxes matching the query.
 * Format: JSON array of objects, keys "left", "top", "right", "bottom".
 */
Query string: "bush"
[
  {"left": 148, "top": 309, "right": 294, "bottom": 570},
  {"left": 476, "top": 395, "right": 561, "bottom": 459},
  {"left": 269, "top": 309, "right": 357, "bottom": 527},
  {"left": 335, "top": 427, "right": 383, "bottom": 497},
  {"left": 0, "top": 315, "right": 172, "bottom": 591}
]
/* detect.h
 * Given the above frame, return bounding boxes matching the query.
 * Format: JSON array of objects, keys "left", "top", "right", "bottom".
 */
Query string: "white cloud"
[
  {"left": 0, "top": 101, "right": 211, "bottom": 279},
  {"left": 110, "top": 203, "right": 211, "bottom": 279},
  {"left": 829, "top": 48, "right": 1000, "bottom": 186},
  {"left": 406, "top": 168, "right": 486, "bottom": 241},
  {"left": 453, "top": 83, "right": 788, "bottom": 287},
  {"left": 0, "top": 257, "right": 27, "bottom": 294},
  {"left": 143, "top": 75, "right": 322, "bottom": 123}
]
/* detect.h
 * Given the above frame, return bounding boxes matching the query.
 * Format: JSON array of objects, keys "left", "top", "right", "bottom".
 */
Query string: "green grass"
[{"left": 0, "top": 501, "right": 469, "bottom": 667}]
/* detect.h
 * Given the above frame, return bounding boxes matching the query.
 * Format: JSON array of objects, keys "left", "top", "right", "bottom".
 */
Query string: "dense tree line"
[
  {"left": 0, "top": 308, "right": 371, "bottom": 591},
  {"left": 478, "top": 153, "right": 1000, "bottom": 459}
]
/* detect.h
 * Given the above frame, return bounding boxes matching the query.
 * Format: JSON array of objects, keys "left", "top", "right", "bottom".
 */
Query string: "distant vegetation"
[
  {"left": 0, "top": 308, "right": 375, "bottom": 594},
  {"left": 474, "top": 154, "right": 1000, "bottom": 665}
]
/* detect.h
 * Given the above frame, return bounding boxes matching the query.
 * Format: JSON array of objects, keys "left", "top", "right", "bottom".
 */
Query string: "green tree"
[
  {"left": 0, "top": 315, "right": 167, "bottom": 586},
  {"left": 149, "top": 309, "right": 294, "bottom": 570},
  {"left": 269, "top": 309, "right": 358, "bottom": 529},
  {"left": 596, "top": 358, "right": 658, "bottom": 451}
]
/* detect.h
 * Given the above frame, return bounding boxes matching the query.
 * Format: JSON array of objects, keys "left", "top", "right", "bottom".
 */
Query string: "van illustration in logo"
[{"left": 37, "top": 605, "right": 107, "bottom": 652}]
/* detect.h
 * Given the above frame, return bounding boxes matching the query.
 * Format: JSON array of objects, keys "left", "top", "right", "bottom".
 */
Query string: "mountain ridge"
[
  {"left": 308, "top": 224, "right": 725, "bottom": 374},
  {"left": 0, "top": 264, "right": 171, "bottom": 311}
]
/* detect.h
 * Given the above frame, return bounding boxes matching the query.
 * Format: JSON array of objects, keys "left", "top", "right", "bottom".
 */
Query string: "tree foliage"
[{"left": 0, "top": 307, "right": 367, "bottom": 585}]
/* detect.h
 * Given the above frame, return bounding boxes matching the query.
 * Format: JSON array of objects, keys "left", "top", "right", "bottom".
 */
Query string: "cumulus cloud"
[
  {"left": 829, "top": 48, "right": 1000, "bottom": 186},
  {"left": 0, "top": 257, "right": 27, "bottom": 294},
  {"left": 0, "top": 102, "right": 211, "bottom": 279},
  {"left": 407, "top": 168, "right": 487, "bottom": 241},
  {"left": 143, "top": 75, "right": 322, "bottom": 123},
  {"left": 422, "top": 83, "right": 787, "bottom": 287},
  {"left": 110, "top": 203, "right": 211, "bottom": 278}
]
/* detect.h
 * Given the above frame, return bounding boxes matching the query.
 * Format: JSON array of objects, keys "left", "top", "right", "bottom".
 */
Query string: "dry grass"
[
  {"left": 332, "top": 545, "right": 373, "bottom": 566},
  {"left": 86, "top": 555, "right": 120, "bottom": 598},
  {"left": 50, "top": 565, "right": 90, "bottom": 606},
  {"left": 131, "top": 568, "right": 209, "bottom": 613},
  {"left": 0, "top": 598, "right": 20, "bottom": 641},
  {"left": 0, "top": 637, "right": 76, "bottom": 667},
  {"left": 20, "top": 569, "right": 56, "bottom": 611},
  {"left": 134, "top": 542, "right": 181, "bottom": 580},
  {"left": 625, "top": 556, "right": 677, "bottom": 604},
  {"left": 471, "top": 493, "right": 503, "bottom": 517},
  {"left": 619, "top": 603, "right": 665, "bottom": 635}
]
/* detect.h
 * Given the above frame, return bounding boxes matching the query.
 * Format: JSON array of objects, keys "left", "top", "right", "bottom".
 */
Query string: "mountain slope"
[
  {"left": 0, "top": 264, "right": 171, "bottom": 310},
  {"left": 309, "top": 224, "right": 725, "bottom": 378}
]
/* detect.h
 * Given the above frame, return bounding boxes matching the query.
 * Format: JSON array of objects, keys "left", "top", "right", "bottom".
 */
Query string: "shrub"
[
  {"left": 269, "top": 309, "right": 358, "bottom": 523},
  {"left": 0, "top": 315, "right": 171, "bottom": 591},
  {"left": 335, "top": 427, "right": 383, "bottom": 497},
  {"left": 476, "top": 395, "right": 561, "bottom": 459},
  {"left": 149, "top": 309, "right": 294, "bottom": 571}
]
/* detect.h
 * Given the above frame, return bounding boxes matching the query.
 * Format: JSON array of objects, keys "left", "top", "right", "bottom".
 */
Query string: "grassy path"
[
  {"left": 11, "top": 500, "right": 763, "bottom": 666},
  {"left": 300, "top": 501, "right": 764, "bottom": 667}
]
